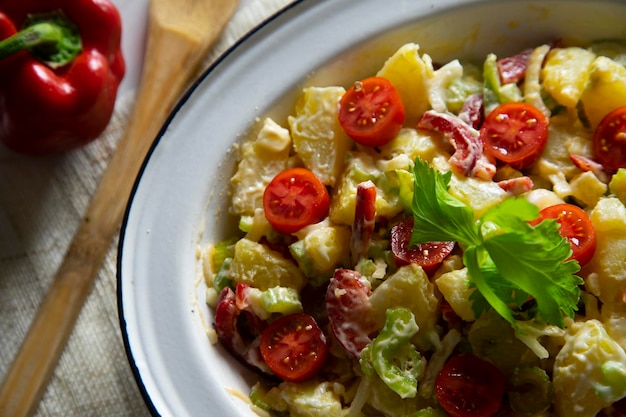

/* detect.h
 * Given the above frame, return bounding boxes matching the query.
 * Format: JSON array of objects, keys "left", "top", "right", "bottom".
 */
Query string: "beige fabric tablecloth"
[{"left": 0, "top": 0, "right": 292, "bottom": 415}]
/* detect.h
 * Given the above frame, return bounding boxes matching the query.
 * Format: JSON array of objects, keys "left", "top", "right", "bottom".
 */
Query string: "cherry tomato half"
[
  {"left": 533, "top": 203, "right": 597, "bottom": 267},
  {"left": 435, "top": 354, "right": 506, "bottom": 417},
  {"left": 593, "top": 105, "right": 626, "bottom": 174},
  {"left": 390, "top": 217, "right": 455, "bottom": 276},
  {"left": 259, "top": 313, "right": 328, "bottom": 382},
  {"left": 479, "top": 102, "right": 549, "bottom": 170},
  {"left": 338, "top": 76, "right": 405, "bottom": 147},
  {"left": 263, "top": 168, "right": 330, "bottom": 234}
]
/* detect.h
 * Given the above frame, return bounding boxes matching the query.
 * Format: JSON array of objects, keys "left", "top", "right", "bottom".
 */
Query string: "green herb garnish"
[{"left": 410, "top": 158, "right": 582, "bottom": 328}]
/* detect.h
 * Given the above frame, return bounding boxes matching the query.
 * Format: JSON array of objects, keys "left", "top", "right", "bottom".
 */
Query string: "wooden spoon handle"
[{"left": 0, "top": 8, "right": 225, "bottom": 417}]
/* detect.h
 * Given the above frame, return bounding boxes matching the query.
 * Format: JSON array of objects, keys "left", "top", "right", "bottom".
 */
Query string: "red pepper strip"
[
  {"left": 214, "top": 286, "right": 272, "bottom": 374},
  {"left": 497, "top": 176, "right": 534, "bottom": 195},
  {"left": 325, "top": 269, "right": 377, "bottom": 359},
  {"left": 417, "top": 110, "right": 496, "bottom": 180},
  {"left": 570, "top": 154, "right": 610, "bottom": 183},
  {"left": 351, "top": 180, "right": 377, "bottom": 265},
  {"left": 0, "top": 0, "right": 125, "bottom": 154},
  {"left": 497, "top": 48, "right": 533, "bottom": 85},
  {"left": 458, "top": 93, "right": 484, "bottom": 129}
]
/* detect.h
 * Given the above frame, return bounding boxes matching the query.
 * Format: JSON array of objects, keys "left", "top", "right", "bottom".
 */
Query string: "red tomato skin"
[
  {"left": 535, "top": 203, "right": 597, "bottom": 267},
  {"left": 259, "top": 313, "right": 328, "bottom": 382},
  {"left": 479, "top": 102, "right": 549, "bottom": 170},
  {"left": 390, "top": 217, "right": 455, "bottom": 275},
  {"left": 593, "top": 105, "right": 626, "bottom": 174},
  {"left": 263, "top": 168, "right": 330, "bottom": 234},
  {"left": 435, "top": 354, "right": 506, "bottom": 417},
  {"left": 338, "top": 76, "right": 405, "bottom": 147}
]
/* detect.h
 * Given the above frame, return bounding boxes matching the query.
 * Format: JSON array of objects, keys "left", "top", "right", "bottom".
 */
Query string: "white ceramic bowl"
[{"left": 118, "top": 0, "right": 626, "bottom": 416}]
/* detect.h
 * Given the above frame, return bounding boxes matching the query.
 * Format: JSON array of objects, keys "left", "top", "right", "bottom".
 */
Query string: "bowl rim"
[
  {"left": 117, "top": 0, "right": 626, "bottom": 415},
  {"left": 116, "top": 2, "right": 307, "bottom": 414}
]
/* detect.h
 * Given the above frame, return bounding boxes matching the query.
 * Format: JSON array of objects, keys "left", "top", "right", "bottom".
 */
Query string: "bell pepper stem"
[{"left": 0, "top": 11, "right": 81, "bottom": 68}]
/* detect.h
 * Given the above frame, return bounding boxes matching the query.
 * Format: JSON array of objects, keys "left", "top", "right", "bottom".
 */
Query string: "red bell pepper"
[{"left": 0, "top": 0, "right": 125, "bottom": 154}]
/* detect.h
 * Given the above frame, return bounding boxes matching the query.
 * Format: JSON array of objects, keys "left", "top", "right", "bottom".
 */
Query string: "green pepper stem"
[{"left": 0, "top": 11, "right": 82, "bottom": 68}]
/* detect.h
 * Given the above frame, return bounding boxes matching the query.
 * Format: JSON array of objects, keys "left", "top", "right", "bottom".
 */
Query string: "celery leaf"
[
  {"left": 410, "top": 158, "right": 480, "bottom": 247},
  {"left": 410, "top": 158, "right": 582, "bottom": 328}
]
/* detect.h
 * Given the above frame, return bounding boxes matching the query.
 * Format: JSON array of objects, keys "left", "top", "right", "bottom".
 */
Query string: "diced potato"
[
  {"left": 377, "top": 127, "right": 450, "bottom": 164},
  {"left": 288, "top": 86, "right": 353, "bottom": 186},
  {"left": 603, "top": 302, "right": 626, "bottom": 352},
  {"left": 329, "top": 152, "right": 405, "bottom": 226},
  {"left": 532, "top": 113, "right": 592, "bottom": 183},
  {"left": 368, "top": 264, "right": 439, "bottom": 350},
  {"left": 230, "top": 238, "right": 307, "bottom": 291},
  {"left": 377, "top": 43, "right": 434, "bottom": 125},
  {"left": 589, "top": 197, "right": 626, "bottom": 233},
  {"left": 582, "top": 198, "right": 626, "bottom": 304},
  {"left": 609, "top": 168, "right": 626, "bottom": 205},
  {"left": 568, "top": 171, "right": 608, "bottom": 208},
  {"left": 524, "top": 188, "right": 565, "bottom": 210},
  {"left": 230, "top": 118, "right": 292, "bottom": 216},
  {"left": 541, "top": 47, "right": 596, "bottom": 108},
  {"left": 553, "top": 319, "right": 626, "bottom": 417},
  {"left": 546, "top": 171, "right": 573, "bottom": 201},
  {"left": 289, "top": 221, "right": 351, "bottom": 283},
  {"left": 448, "top": 172, "right": 507, "bottom": 218},
  {"left": 580, "top": 56, "right": 626, "bottom": 128},
  {"left": 435, "top": 268, "right": 475, "bottom": 322}
]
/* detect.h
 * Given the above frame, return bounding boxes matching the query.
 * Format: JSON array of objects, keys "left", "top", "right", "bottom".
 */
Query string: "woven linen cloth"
[{"left": 0, "top": 0, "right": 292, "bottom": 415}]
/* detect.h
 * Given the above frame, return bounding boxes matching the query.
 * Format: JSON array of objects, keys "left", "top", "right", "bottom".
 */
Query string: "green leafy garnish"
[{"left": 410, "top": 158, "right": 582, "bottom": 328}]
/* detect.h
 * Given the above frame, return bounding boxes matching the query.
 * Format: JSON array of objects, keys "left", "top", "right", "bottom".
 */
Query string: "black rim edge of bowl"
[{"left": 115, "top": 1, "right": 306, "bottom": 415}]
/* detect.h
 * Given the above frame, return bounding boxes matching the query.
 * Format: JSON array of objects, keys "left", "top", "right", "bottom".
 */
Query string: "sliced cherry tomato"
[
  {"left": 435, "top": 354, "right": 506, "bottom": 417},
  {"left": 592, "top": 105, "right": 626, "bottom": 174},
  {"left": 263, "top": 168, "right": 330, "bottom": 234},
  {"left": 390, "top": 217, "right": 455, "bottom": 276},
  {"left": 338, "top": 76, "right": 405, "bottom": 147},
  {"left": 325, "top": 269, "right": 377, "bottom": 358},
  {"left": 479, "top": 102, "right": 549, "bottom": 170},
  {"left": 533, "top": 203, "right": 597, "bottom": 266},
  {"left": 259, "top": 313, "right": 328, "bottom": 382}
]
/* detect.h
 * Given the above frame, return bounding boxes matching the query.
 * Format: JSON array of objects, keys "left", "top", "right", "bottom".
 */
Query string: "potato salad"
[{"left": 202, "top": 39, "right": 626, "bottom": 417}]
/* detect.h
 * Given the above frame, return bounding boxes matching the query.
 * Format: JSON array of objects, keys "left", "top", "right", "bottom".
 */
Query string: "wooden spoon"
[{"left": 0, "top": 0, "right": 239, "bottom": 415}]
